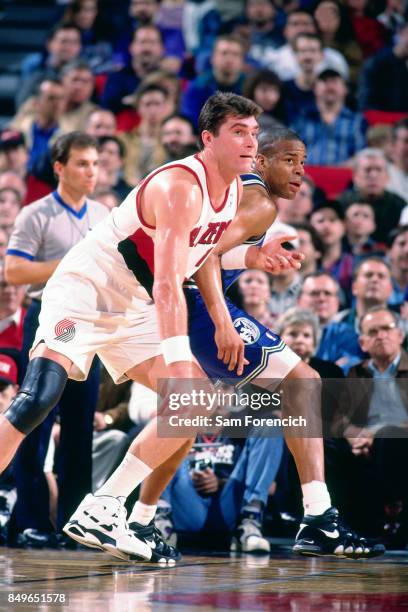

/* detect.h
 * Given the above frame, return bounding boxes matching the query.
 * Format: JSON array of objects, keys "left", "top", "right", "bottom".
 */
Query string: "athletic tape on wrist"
[
  {"left": 161, "top": 335, "right": 193, "bottom": 365},
  {"left": 221, "top": 244, "right": 249, "bottom": 270}
]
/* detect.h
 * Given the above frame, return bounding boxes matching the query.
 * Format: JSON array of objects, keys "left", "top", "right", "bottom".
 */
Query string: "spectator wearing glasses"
[
  {"left": 325, "top": 307, "right": 408, "bottom": 546},
  {"left": 298, "top": 272, "right": 341, "bottom": 327}
]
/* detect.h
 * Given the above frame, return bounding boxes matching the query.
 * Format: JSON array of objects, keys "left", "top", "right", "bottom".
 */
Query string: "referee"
[{"left": 5, "top": 132, "right": 108, "bottom": 547}]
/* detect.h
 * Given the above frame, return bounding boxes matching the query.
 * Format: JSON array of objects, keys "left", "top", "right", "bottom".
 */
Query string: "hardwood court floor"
[{"left": 1, "top": 545, "right": 408, "bottom": 611}]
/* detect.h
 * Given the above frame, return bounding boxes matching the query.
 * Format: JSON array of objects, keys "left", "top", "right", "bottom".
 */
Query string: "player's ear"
[
  {"left": 201, "top": 130, "right": 213, "bottom": 147},
  {"left": 256, "top": 153, "right": 266, "bottom": 167}
]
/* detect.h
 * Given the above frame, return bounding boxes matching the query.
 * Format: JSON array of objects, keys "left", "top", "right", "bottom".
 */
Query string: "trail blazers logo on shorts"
[{"left": 54, "top": 319, "right": 76, "bottom": 342}]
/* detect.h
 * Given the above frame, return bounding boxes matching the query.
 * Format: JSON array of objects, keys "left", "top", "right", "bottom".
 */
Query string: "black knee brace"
[{"left": 5, "top": 357, "right": 68, "bottom": 435}]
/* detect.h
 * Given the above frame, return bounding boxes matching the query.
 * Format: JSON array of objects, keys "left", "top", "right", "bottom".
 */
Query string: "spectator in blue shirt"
[
  {"left": 101, "top": 24, "right": 165, "bottom": 113},
  {"left": 290, "top": 68, "right": 367, "bottom": 165},
  {"left": 181, "top": 34, "right": 247, "bottom": 128}
]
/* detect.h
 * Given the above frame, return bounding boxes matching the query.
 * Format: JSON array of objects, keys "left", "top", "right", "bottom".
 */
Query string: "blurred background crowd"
[{"left": 0, "top": 0, "right": 407, "bottom": 556}]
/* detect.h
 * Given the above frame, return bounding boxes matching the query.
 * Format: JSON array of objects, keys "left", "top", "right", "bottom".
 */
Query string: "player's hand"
[
  {"left": 246, "top": 235, "right": 304, "bottom": 274},
  {"left": 192, "top": 467, "right": 220, "bottom": 495},
  {"left": 215, "top": 323, "right": 249, "bottom": 376}
]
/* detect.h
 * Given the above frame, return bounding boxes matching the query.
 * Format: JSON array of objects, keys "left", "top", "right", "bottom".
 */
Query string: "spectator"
[
  {"left": 237, "top": 269, "right": 274, "bottom": 329},
  {"left": 377, "top": 0, "right": 407, "bottom": 38},
  {"left": 386, "top": 226, "right": 408, "bottom": 308},
  {"left": 160, "top": 114, "right": 198, "bottom": 162},
  {"left": 270, "top": 9, "right": 349, "bottom": 82},
  {"left": 242, "top": 69, "right": 287, "bottom": 130},
  {"left": 85, "top": 108, "right": 117, "bottom": 138},
  {"left": 283, "top": 33, "right": 325, "bottom": 122},
  {"left": 292, "top": 222, "right": 323, "bottom": 276},
  {"left": 291, "top": 69, "right": 367, "bottom": 166},
  {"left": 17, "top": 23, "right": 82, "bottom": 108},
  {"left": 387, "top": 118, "right": 408, "bottom": 203},
  {"left": 59, "top": 60, "right": 98, "bottom": 132},
  {"left": 344, "top": 0, "right": 388, "bottom": 58},
  {"left": 0, "top": 353, "right": 19, "bottom": 545},
  {"left": 357, "top": 23, "right": 408, "bottom": 112},
  {"left": 62, "top": 0, "right": 114, "bottom": 73},
  {"left": 0, "top": 130, "right": 29, "bottom": 180},
  {"left": 119, "top": 83, "right": 168, "bottom": 186},
  {"left": 0, "top": 229, "right": 8, "bottom": 261},
  {"left": 277, "top": 176, "right": 314, "bottom": 225},
  {"left": 11, "top": 79, "right": 65, "bottom": 174},
  {"left": 298, "top": 272, "right": 341, "bottom": 326},
  {"left": 113, "top": 0, "right": 184, "bottom": 71},
  {"left": 92, "top": 188, "right": 120, "bottom": 211},
  {"left": 158, "top": 432, "right": 283, "bottom": 553},
  {"left": 4, "top": 132, "right": 108, "bottom": 548},
  {"left": 313, "top": 0, "right": 363, "bottom": 84},
  {"left": 102, "top": 24, "right": 165, "bottom": 113},
  {"left": 0, "top": 171, "right": 27, "bottom": 204},
  {"left": 326, "top": 306, "right": 408, "bottom": 543},
  {"left": 0, "top": 188, "right": 22, "bottom": 232},
  {"left": 339, "top": 148, "right": 406, "bottom": 243},
  {"left": 316, "top": 258, "right": 394, "bottom": 371},
  {"left": 239, "top": 0, "right": 284, "bottom": 68},
  {"left": 343, "top": 200, "right": 384, "bottom": 257},
  {"left": 366, "top": 124, "right": 393, "bottom": 161},
  {"left": 268, "top": 261, "right": 303, "bottom": 325},
  {"left": 310, "top": 200, "right": 354, "bottom": 295},
  {"left": 0, "top": 268, "right": 26, "bottom": 355},
  {"left": 181, "top": 35, "right": 246, "bottom": 127},
  {"left": 95, "top": 136, "right": 133, "bottom": 200},
  {"left": 277, "top": 306, "right": 344, "bottom": 377}
]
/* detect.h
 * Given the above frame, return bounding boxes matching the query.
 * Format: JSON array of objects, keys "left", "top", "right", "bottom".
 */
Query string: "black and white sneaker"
[
  {"left": 230, "top": 512, "right": 270, "bottom": 554},
  {"left": 63, "top": 494, "right": 153, "bottom": 561},
  {"left": 293, "top": 507, "right": 385, "bottom": 559},
  {"left": 128, "top": 520, "right": 182, "bottom": 564}
]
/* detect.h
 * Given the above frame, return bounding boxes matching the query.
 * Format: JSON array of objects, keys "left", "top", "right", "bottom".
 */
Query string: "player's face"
[
  {"left": 56, "top": 146, "right": 99, "bottom": 196},
  {"left": 211, "top": 115, "right": 259, "bottom": 174},
  {"left": 258, "top": 140, "right": 306, "bottom": 198}
]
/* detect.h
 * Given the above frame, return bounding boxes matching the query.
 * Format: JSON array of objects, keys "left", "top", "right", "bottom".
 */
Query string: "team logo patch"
[
  {"left": 233, "top": 317, "right": 260, "bottom": 345},
  {"left": 54, "top": 319, "right": 76, "bottom": 342}
]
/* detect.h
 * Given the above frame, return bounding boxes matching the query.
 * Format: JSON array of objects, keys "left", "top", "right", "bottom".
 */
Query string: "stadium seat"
[
  {"left": 364, "top": 110, "right": 408, "bottom": 126},
  {"left": 305, "top": 166, "right": 353, "bottom": 199}
]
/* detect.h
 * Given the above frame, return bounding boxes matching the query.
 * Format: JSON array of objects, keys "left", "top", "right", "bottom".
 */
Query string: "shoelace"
[
  {"left": 140, "top": 523, "right": 177, "bottom": 555},
  {"left": 240, "top": 518, "right": 262, "bottom": 538}
]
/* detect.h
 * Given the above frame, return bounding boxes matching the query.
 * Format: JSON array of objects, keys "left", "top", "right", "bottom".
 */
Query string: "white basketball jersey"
[{"left": 55, "top": 154, "right": 239, "bottom": 302}]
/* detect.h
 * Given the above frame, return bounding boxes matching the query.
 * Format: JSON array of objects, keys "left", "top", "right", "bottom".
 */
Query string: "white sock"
[
  {"left": 129, "top": 501, "right": 157, "bottom": 526},
  {"left": 301, "top": 480, "right": 331, "bottom": 516},
  {"left": 96, "top": 453, "right": 152, "bottom": 499}
]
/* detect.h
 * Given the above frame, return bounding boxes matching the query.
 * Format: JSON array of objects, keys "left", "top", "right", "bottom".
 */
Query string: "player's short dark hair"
[
  {"left": 51, "top": 131, "right": 99, "bottom": 165},
  {"left": 257, "top": 128, "right": 303, "bottom": 155},
  {"left": 198, "top": 92, "right": 262, "bottom": 149}
]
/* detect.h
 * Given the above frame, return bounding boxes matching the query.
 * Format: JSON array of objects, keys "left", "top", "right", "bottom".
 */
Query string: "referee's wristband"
[{"left": 161, "top": 335, "right": 193, "bottom": 365}]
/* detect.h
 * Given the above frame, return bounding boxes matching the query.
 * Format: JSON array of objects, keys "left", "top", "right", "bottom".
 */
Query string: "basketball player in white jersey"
[{"left": 0, "top": 92, "right": 271, "bottom": 561}]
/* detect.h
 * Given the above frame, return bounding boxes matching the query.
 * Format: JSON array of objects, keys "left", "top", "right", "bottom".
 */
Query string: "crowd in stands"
[{"left": 0, "top": 0, "right": 407, "bottom": 555}]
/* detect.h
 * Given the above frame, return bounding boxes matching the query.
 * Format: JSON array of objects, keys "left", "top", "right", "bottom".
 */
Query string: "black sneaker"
[
  {"left": 128, "top": 520, "right": 182, "bottom": 564},
  {"left": 293, "top": 507, "right": 385, "bottom": 559}
]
